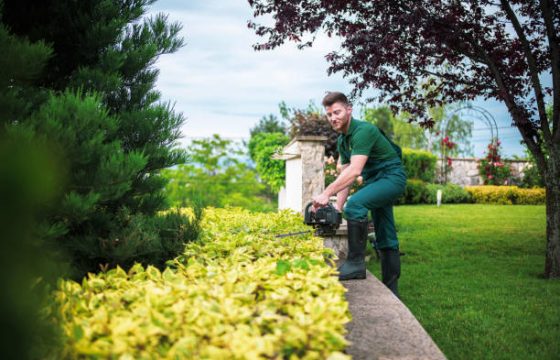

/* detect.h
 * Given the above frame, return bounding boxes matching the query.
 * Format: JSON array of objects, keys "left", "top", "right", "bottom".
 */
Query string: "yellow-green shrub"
[
  {"left": 466, "top": 186, "right": 545, "bottom": 205},
  {"left": 48, "top": 208, "right": 350, "bottom": 359}
]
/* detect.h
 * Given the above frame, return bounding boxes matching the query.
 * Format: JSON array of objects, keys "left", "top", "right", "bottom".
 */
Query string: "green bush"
[
  {"left": 398, "top": 179, "right": 430, "bottom": 205},
  {"left": 466, "top": 186, "right": 545, "bottom": 205},
  {"left": 47, "top": 208, "right": 350, "bottom": 359},
  {"left": 402, "top": 148, "right": 437, "bottom": 183},
  {"left": 247, "top": 132, "right": 290, "bottom": 192},
  {"left": 426, "top": 183, "right": 472, "bottom": 204}
]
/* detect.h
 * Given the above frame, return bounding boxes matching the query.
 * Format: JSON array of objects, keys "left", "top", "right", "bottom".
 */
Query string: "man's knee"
[{"left": 344, "top": 196, "right": 368, "bottom": 221}]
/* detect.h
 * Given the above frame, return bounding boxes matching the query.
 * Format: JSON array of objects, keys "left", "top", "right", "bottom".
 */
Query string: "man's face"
[{"left": 325, "top": 102, "right": 352, "bottom": 133}]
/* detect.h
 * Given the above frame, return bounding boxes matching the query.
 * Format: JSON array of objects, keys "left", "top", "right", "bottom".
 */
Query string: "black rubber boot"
[
  {"left": 380, "top": 249, "right": 401, "bottom": 298},
  {"left": 338, "top": 219, "right": 368, "bottom": 280}
]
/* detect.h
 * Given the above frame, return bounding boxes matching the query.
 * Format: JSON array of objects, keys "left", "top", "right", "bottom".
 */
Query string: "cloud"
[{"left": 148, "top": 0, "right": 525, "bottom": 157}]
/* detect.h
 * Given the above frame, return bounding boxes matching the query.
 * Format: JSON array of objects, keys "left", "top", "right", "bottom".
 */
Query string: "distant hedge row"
[
  {"left": 396, "top": 181, "right": 545, "bottom": 205},
  {"left": 402, "top": 148, "right": 437, "bottom": 183},
  {"left": 465, "top": 186, "right": 546, "bottom": 205}
]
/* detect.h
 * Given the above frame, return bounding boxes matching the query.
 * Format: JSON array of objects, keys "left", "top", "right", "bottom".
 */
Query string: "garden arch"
[{"left": 439, "top": 104, "right": 500, "bottom": 183}]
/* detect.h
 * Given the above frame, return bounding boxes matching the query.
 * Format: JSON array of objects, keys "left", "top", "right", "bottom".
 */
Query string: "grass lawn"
[{"left": 366, "top": 204, "right": 560, "bottom": 360}]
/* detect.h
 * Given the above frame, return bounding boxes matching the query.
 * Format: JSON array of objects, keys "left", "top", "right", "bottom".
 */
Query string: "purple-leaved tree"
[{"left": 248, "top": 0, "right": 560, "bottom": 278}]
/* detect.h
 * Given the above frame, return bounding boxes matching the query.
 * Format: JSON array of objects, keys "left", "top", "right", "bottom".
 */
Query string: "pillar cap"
[
  {"left": 293, "top": 135, "right": 328, "bottom": 142},
  {"left": 272, "top": 136, "right": 328, "bottom": 160}
]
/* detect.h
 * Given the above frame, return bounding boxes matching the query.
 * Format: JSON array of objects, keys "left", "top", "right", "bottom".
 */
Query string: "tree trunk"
[{"left": 544, "top": 150, "right": 560, "bottom": 278}]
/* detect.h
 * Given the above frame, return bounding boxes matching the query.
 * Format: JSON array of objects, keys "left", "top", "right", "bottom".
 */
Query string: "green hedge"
[
  {"left": 47, "top": 208, "right": 350, "bottom": 359},
  {"left": 425, "top": 183, "right": 472, "bottom": 204},
  {"left": 397, "top": 182, "right": 545, "bottom": 205},
  {"left": 397, "top": 179, "right": 431, "bottom": 204},
  {"left": 466, "top": 186, "right": 546, "bottom": 205},
  {"left": 396, "top": 180, "right": 471, "bottom": 205},
  {"left": 402, "top": 149, "right": 437, "bottom": 183}
]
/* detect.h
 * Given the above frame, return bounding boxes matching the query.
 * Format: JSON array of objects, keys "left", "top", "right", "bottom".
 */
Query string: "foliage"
[
  {"left": 247, "top": 132, "right": 290, "bottom": 192},
  {"left": 248, "top": 0, "right": 556, "bottom": 136},
  {"left": 250, "top": 113, "right": 287, "bottom": 137},
  {"left": 0, "top": 131, "right": 67, "bottom": 359},
  {"left": 163, "top": 135, "right": 275, "bottom": 212},
  {"left": 368, "top": 205, "right": 558, "bottom": 360},
  {"left": 425, "top": 183, "right": 472, "bottom": 204},
  {"left": 286, "top": 102, "right": 339, "bottom": 157},
  {"left": 478, "top": 140, "right": 512, "bottom": 185},
  {"left": 427, "top": 105, "right": 473, "bottom": 158},
  {"left": 521, "top": 152, "right": 545, "bottom": 188},
  {"left": 47, "top": 208, "right": 350, "bottom": 359},
  {"left": 466, "top": 186, "right": 545, "bottom": 205},
  {"left": 324, "top": 156, "right": 338, "bottom": 188},
  {"left": 397, "top": 180, "right": 472, "bottom": 205},
  {"left": 402, "top": 148, "right": 437, "bottom": 183},
  {"left": 1, "top": 0, "right": 194, "bottom": 277},
  {"left": 397, "top": 179, "right": 430, "bottom": 205},
  {"left": 363, "top": 107, "right": 394, "bottom": 138},
  {"left": 363, "top": 107, "right": 427, "bottom": 150},
  {"left": 0, "top": 19, "right": 65, "bottom": 358}
]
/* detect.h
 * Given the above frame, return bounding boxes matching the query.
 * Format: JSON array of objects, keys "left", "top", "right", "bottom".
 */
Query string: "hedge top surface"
[{"left": 48, "top": 208, "right": 351, "bottom": 359}]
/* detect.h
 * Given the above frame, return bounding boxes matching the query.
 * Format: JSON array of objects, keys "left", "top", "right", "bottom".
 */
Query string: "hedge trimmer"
[{"left": 275, "top": 202, "right": 342, "bottom": 238}]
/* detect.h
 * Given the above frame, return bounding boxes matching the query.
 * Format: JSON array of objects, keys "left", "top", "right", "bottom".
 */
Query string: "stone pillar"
[{"left": 274, "top": 136, "right": 327, "bottom": 213}]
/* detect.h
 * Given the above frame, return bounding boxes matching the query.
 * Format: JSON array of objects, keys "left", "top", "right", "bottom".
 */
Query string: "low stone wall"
[
  {"left": 324, "top": 232, "right": 447, "bottom": 359},
  {"left": 436, "top": 158, "right": 529, "bottom": 186}
]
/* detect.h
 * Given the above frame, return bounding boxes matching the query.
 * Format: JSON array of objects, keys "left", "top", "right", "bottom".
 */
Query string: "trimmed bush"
[
  {"left": 402, "top": 149, "right": 437, "bottom": 183},
  {"left": 466, "top": 186, "right": 545, "bottom": 205},
  {"left": 426, "top": 183, "right": 472, "bottom": 204},
  {"left": 47, "top": 209, "right": 350, "bottom": 359}
]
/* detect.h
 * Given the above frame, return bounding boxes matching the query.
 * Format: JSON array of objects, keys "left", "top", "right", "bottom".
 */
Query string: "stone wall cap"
[
  {"left": 272, "top": 153, "right": 300, "bottom": 160},
  {"left": 294, "top": 135, "right": 328, "bottom": 142},
  {"left": 273, "top": 136, "right": 328, "bottom": 160},
  {"left": 440, "top": 157, "right": 529, "bottom": 163}
]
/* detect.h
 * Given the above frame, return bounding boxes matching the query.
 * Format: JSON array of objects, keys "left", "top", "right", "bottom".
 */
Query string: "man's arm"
[
  {"left": 335, "top": 161, "right": 350, "bottom": 212},
  {"left": 312, "top": 155, "right": 368, "bottom": 208}
]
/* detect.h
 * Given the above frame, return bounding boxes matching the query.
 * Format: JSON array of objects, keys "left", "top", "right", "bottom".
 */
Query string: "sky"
[{"left": 148, "top": 0, "right": 528, "bottom": 158}]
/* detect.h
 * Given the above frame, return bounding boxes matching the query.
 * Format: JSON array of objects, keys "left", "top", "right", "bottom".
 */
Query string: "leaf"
[{"left": 275, "top": 260, "right": 291, "bottom": 275}]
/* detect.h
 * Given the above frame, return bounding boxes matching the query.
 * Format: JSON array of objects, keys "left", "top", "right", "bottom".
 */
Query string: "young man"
[{"left": 312, "top": 92, "right": 406, "bottom": 297}]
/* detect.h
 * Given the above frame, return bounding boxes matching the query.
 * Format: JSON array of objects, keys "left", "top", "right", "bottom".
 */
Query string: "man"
[{"left": 312, "top": 92, "right": 406, "bottom": 297}]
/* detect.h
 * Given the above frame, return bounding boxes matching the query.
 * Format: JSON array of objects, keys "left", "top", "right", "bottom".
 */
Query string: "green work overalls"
[{"left": 338, "top": 120, "right": 407, "bottom": 250}]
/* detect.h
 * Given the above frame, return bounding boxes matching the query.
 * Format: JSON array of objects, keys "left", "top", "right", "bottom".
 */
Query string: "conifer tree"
[{"left": 1, "top": 0, "right": 199, "bottom": 276}]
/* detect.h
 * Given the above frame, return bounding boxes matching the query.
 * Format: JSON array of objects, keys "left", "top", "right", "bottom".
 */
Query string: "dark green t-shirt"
[{"left": 337, "top": 118, "right": 398, "bottom": 165}]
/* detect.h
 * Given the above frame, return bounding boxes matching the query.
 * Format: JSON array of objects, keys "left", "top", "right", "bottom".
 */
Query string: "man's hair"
[{"left": 322, "top": 91, "right": 350, "bottom": 107}]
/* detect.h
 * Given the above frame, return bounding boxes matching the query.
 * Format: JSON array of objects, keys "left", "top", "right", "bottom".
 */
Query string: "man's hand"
[{"left": 312, "top": 193, "right": 330, "bottom": 211}]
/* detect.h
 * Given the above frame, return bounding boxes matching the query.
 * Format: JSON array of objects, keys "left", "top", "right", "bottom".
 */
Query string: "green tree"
[
  {"left": 248, "top": 132, "right": 290, "bottom": 192},
  {"left": 427, "top": 106, "right": 473, "bottom": 158},
  {"left": 0, "top": 18, "right": 65, "bottom": 358},
  {"left": 250, "top": 114, "right": 287, "bottom": 137},
  {"left": 363, "top": 107, "right": 394, "bottom": 138},
  {"left": 165, "top": 135, "right": 276, "bottom": 211},
  {"left": 163, "top": 135, "right": 275, "bottom": 212},
  {"left": 363, "top": 106, "right": 427, "bottom": 149},
  {"left": 392, "top": 112, "right": 428, "bottom": 150},
  {"left": 1, "top": 0, "right": 198, "bottom": 277}
]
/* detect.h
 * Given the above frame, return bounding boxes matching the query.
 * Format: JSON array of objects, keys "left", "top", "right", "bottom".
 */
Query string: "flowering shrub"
[
  {"left": 437, "top": 134, "right": 457, "bottom": 182},
  {"left": 466, "top": 186, "right": 545, "bottom": 205},
  {"left": 441, "top": 136, "right": 456, "bottom": 167},
  {"left": 478, "top": 140, "right": 512, "bottom": 185}
]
